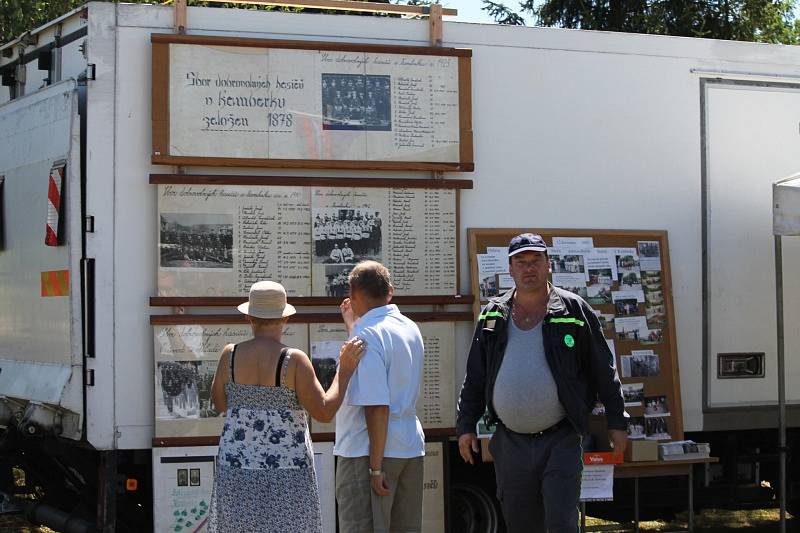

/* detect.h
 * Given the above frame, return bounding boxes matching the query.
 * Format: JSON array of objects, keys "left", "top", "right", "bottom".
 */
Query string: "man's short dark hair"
[{"left": 349, "top": 260, "right": 392, "bottom": 300}]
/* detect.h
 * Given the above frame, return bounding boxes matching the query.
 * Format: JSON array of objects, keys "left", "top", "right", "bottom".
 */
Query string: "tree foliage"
[
  {"left": 1, "top": 0, "right": 396, "bottom": 45},
  {"left": 483, "top": 0, "right": 800, "bottom": 43},
  {"left": 1, "top": 0, "right": 83, "bottom": 43}
]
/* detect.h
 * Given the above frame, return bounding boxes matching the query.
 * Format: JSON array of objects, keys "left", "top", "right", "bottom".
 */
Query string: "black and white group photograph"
[
  {"left": 321, "top": 73, "right": 391, "bottom": 131},
  {"left": 645, "top": 395, "right": 670, "bottom": 417},
  {"left": 621, "top": 353, "right": 661, "bottom": 378},
  {"left": 313, "top": 208, "right": 382, "bottom": 264},
  {"left": 638, "top": 240, "right": 661, "bottom": 259},
  {"left": 627, "top": 416, "right": 646, "bottom": 439},
  {"left": 622, "top": 383, "right": 645, "bottom": 406},
  {"left": 324, "top": 264, "right": 354, "bottom": 297},
  {"left": 645, "top": 416, "right": 671, "bottom": 440},
  {"left": 160, "top": 213, "right": 234, "bottom": 269},
  {"left": 156, "top": 360, "right": 201, "bottom": 419},
  {"left": 197, "top": 360, "right": 219, "bottom": 418}
]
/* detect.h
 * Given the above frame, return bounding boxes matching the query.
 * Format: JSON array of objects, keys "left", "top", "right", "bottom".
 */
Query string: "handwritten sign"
[{"left": 152, "top": 36, "right": 472, "bottom": 169}]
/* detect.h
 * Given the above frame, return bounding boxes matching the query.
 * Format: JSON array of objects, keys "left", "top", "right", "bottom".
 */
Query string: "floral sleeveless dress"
[{"left": 207, "top": 347, "right": 322, "bottom": 532}]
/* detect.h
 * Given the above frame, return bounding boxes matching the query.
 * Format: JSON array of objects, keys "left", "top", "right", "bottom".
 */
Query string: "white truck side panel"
[
  {"left": 705, "top": 83, "right": 800, "bottom": 407},
  {"left": 113, "top": 25, "right": 159, "bottom": 449},
  {"left": 85, "top": 2, "right": 118, "bottom": 449},
  {"left": 0, "top": 81, "right": 83, "bottom": 423},
  {"left": 66, "top": 3, "right": 800, "bottom": 448}
]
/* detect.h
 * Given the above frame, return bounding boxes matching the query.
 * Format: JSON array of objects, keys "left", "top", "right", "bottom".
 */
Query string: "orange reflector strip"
[
  {"left": 125, "top": 478, "right": 138, "bottom": 491},
  {"left": 41, "top": 270, "right": 70, "bottom": 297}
]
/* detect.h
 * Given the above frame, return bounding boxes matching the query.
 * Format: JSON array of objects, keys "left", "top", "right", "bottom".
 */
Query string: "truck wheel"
[{"left": 450, "top": 483, "right": 500, "bottom": 533}]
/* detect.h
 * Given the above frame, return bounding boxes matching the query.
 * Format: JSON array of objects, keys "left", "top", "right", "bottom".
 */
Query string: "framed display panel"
[
  {"left": 153, "top": 175, "right": 467, "bottom": 301},
  {"left": 151, "top": 34, "right": 473, "bottom": 171},
  {"left": 467, "top": 228, "right": 683, "bottom": 441},
  {"left": 151, "top": 312, "right": 469, "bottom": 442},
  {"left": 151, "top": 442, "right": 444, "bottom": 533},
  {"left": 152, "top": 444, "right": 337, "bottom": 533}
]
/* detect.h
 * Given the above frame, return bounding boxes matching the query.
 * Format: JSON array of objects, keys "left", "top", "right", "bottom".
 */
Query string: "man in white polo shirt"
[{"left": 335, "top": 260, "right": 425, "bottom": 533}]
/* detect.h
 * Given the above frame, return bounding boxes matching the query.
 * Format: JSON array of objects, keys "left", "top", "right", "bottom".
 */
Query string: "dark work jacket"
[{"left": 456, "top": 285, "right": 626, "bottom": 436}]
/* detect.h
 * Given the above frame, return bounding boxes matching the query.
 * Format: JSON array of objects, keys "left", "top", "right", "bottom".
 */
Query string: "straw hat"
[{"left": 237, "top": 281, "right": 296, "bottom": 319}]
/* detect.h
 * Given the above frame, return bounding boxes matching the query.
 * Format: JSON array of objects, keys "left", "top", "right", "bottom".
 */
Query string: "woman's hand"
[{"left": 339, "top": 337, "right": 366, "bottom": 374}]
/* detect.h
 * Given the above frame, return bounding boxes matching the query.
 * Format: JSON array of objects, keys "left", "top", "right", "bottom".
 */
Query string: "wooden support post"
[
  {"left": 429, "top": 3, "right": 443, "bottom": 47},
  {"left": 174, "top": 0, "right": 187, "bottom": 34}
]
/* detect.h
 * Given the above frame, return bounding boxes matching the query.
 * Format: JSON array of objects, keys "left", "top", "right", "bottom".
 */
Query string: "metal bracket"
[
  {"left": 86, "top": 63, "right": 96, "bottom": 81},
  {"left": 86, "top": 369, "right": 95, "bottom": 387}
]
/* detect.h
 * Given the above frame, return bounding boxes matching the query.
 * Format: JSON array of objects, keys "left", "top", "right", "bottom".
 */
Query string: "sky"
[{"left": 439, "top": 0, "right": 498, "bottom": 24}]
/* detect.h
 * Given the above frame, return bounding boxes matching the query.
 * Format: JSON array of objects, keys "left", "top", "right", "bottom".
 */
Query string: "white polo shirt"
[{"left": 333, "top": 304, "right": 425, "bottom": 458}]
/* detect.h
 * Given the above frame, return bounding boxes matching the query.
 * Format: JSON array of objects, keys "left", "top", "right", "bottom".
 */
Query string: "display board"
[
  {"left": 151, "top": 315, "right": 460, "bottom": 439},
  {"left": 155, "top": 179, "right": 461, "bottom": 299},
  {"left": 306, "top": 321, "right": 455, "bottom": 435},
  {"left": 151, "top": 441, "right": 444, "bottom": 533},
  {"left": 151, "top": 34, "right": 473, "bottom": 171},
  {"left": 468, "top": 228, "right": 683, "bottom": 441}
]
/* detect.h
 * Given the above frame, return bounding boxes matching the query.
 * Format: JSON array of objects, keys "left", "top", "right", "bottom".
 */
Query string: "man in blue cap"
[{"left": 456, "top": 233, "right": 627, "bottom": 533}]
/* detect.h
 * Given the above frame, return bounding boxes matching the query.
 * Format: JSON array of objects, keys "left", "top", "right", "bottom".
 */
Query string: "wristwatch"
[{"left": 369, "top": 467, "right": 383, "bottom": 476}]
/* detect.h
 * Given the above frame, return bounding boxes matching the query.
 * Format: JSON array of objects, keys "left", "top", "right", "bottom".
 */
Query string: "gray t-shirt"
[{"left": 492, "top": 319, "right": 566, "bottom": 433}]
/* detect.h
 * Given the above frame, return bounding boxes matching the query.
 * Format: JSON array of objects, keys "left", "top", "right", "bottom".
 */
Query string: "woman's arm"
[
  {"left": 211, "top": 344, "right": 234, "bottom": 414},
  {"left": 295, "top": 338, "right": 365, "bottom": 422}
]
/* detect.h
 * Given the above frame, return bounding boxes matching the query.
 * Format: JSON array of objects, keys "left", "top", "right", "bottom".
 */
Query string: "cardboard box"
[{"left": 625, "top": 440, "right": 659, "bottom": 462}]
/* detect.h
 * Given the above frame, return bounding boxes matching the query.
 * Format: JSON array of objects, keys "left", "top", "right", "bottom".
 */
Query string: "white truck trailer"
[{"left": 2, "top": 3, "right": 800, "bottom": 531}]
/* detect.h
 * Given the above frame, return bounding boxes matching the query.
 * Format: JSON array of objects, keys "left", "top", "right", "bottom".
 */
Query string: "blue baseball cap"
[{"left": 508, "top": 233, "right": 548, "bottom": 257}]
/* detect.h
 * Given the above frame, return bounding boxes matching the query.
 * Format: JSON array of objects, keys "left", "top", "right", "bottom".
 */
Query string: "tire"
[{"left": 450, "top": 483, "right": 501, "bottom": 533}]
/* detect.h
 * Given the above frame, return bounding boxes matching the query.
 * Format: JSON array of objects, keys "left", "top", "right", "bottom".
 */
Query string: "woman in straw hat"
[{"left": 207, "top": 281, "right": 365, "bottom": 532}]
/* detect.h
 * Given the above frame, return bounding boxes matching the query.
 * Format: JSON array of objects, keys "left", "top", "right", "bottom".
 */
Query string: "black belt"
[{"left": 501, "top": 417, "right": 571, "bottom": 438}]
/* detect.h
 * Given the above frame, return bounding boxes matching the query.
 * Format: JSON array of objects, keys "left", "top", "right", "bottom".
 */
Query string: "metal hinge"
[
  {"left": 86, "top": 63, "right": 96, "bottom": 81},
  {"left": 86, "top": 369, "right": 95, "bottom": 386},
  {"left": 84, "top": 215, "right": 94, "bottom": 233}
]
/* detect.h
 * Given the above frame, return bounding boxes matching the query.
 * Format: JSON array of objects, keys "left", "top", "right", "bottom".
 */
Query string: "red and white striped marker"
[{"left": 45, "top": 163, "right": 65, "bottom": 246}]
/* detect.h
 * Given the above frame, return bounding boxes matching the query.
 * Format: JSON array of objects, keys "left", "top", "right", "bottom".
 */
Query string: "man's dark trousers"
[{"left": 489, "top": 422, "right": 583, "bottom": 533}]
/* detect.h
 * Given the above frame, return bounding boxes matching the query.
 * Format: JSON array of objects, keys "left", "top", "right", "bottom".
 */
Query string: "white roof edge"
[{"left": 774, "top": 172, "right": 800, "bottom": 187}]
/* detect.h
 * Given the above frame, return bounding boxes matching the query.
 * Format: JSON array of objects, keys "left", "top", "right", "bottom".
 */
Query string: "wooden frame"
[
  {"left": 152, "top": 315, "right": 462, "bottom": 445},
  {"left": 153, "top": 176, "right": 468, "bottom": 302},
  {"left": 151, "top": 34, "right": 473, "bottom": 171},
  {"left": 149, "top": 311, "right": 473, "bottom": 325},
  {"left": 467, "top": 228, "right": 684, "bottom": 441}
]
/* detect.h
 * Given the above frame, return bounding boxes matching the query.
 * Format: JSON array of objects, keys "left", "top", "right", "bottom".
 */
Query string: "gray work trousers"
[
  {"left": 489, "top": 422, "right": 583, "bottom": 533},
  {"left": 336, "top": 455, "right": 424, "bottom": 533}
]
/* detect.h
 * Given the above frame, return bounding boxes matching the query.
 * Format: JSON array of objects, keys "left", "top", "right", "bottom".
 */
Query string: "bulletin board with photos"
[
  {"left": 151, "top": 175, "right": 470, "bottom": 304},
  {"left": 150, "top": 312, "right": 470, "bottom": 444},
  {"left": 151, "top": 34, "right": 474, "bottom": 172},
  {"left": 468, "top": 228, "right": 683, "bottom": 442}
]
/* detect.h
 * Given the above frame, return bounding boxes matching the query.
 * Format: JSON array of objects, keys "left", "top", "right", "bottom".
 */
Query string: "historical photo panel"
[
  {"left": 310, "top": 187, "right": 456, "bottom": 296},
  {"left": 153, "top": 323, "right": 308, "bottom": 438},
  {"left": 160, "top": 213, "right": 233, "bottom": 269},
  {"left": 157, "top": 184, "right": 457, "bottom": 298},
  {"left": 307, "top": 322, "right": 456, "bottom": 434},
  {"left": 161, "top": 41, "right": 467, "bottom": 165}
]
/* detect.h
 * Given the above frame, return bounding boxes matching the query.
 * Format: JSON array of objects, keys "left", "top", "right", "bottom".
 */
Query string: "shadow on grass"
[{"left": 587, "top": 508, "right": 799, "bottom": 532}]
